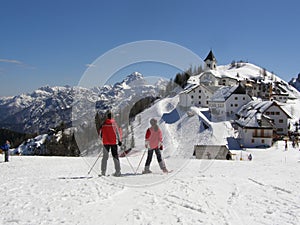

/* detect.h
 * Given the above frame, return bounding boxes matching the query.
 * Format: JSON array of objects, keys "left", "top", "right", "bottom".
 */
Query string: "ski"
[
  {"left": 141, "top": 169, "right": 173, "bottom": 175},
  {"left": 98, "top": 174, "right": 110, "bottom": 177}
]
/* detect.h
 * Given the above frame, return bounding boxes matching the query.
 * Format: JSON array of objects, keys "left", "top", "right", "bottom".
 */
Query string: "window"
[
  {"left": 271, "top": 112, "right": 275, "bottom": 115},
  {"left": 191, "top": 95, "right": 194, "bottom": 99},
  {"left": 231, "top": 104, "right": 233, "bottom": 107},
  {"left": 261, "top": 139, "right": 265, "bottom": 144},
  {"left": 266, "top": 112, "right": 270, "bottom": 115},
  {"left": 243, "top": 97, "right": 245, "bottom": 100},
  {"left": 199, "top": 90, "right": 201, "bottom": 93},
  {"left": 235, "top": 97, "right": 238, "bottom": 100},
  {"left": 276, "top": 112, "right": 280, "bottom": 115},
  {"left": 235, "top": 104, "right": 238, "bottom": 107},
  {"left": 277, "top": 128, "right": 284, "bottom": 132},
  {"left": 279, "top": 119, "right": 284, "bottom": 123},
  {"left": 251, "top": 139, "right": 254, "bottom": 143}
]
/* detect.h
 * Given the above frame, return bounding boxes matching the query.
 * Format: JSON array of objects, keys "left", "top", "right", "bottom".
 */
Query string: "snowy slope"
[
  {"left": 1, "top": 141, "right": 299, "bottom": 225},
  {"left": 218, "top": 63, "right": 300, "bottom": 98}
]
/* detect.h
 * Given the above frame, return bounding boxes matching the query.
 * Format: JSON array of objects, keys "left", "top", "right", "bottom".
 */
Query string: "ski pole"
[
  {"left": 121, "top": 148, "right": 136, "bottom": 174},
  {"left": 135, "top": 149, "right": 147, "bottom": 174},
  {"left": 87, "top": 150, "right": 103, "bottom": 175}
]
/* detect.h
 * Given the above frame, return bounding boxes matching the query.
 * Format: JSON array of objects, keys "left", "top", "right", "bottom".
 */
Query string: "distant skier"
[
  {"left": 226, "top": 152, "right": 232, "bottom": 160},
  {"left": 285, "top": 140, "right": 288, "bottom": 151},
  {"left": 99, "top": 111, "right": 122, "bottom": 177},
  {"left": 248, "top": 153, "right": 252, "bottom": 161},
  {"left": 143, "top": 118, "right": 169, "bottom": 174},
  {"left": 0, "top": 140, "right": 10, "bottom": 162}
]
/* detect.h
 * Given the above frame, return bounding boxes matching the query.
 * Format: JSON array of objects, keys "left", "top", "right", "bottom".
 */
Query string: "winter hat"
[
  {"left": 150, "top": 118, "right": 157, "bottom": 126},
  {"left": 107, "top": 111, "right": 113, "bottom": 119}
]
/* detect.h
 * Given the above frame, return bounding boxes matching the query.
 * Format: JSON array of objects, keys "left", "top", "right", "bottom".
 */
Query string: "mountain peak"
[
  {"left": 289, "top": 73, "right": 300, "bottom": 92},
  {"left": 124, "top": 72, "right": 144, "bottom": 85}
]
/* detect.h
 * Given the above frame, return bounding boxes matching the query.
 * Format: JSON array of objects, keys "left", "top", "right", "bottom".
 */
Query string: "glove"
[
  {"left": 118, "top": 141, "right": 122, "bottom": 146},
  {"left": 145, "top": 141, "right": 149, "bottom": 149},
  {"left": 158, "top": 141, "right": 163, "bottom": 150}
]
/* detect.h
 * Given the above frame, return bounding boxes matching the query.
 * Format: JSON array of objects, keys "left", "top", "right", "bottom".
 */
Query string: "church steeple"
[{"left": 204, "top": 50, "right": 217, "bottom": 70}]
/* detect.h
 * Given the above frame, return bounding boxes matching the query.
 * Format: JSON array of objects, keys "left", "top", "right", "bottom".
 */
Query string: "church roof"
[{"left": 204, "top": 50, "right": 216, "bottom": 61}]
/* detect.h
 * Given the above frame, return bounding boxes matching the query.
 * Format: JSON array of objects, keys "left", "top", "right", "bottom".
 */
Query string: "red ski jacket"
[
  {"left": 99, "top": 119, "right": 122, "bottom": 145},
  {"left": 145, "top": 127, "right": 162, "bottom": 149}
]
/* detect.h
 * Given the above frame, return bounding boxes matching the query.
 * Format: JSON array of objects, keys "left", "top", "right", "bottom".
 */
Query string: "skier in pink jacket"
[{"left": 143, "top": 118, "right": 168, "bottom": 174}]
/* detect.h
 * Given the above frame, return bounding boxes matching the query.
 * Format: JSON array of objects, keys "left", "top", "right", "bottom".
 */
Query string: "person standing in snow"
[
  {"left": 99, "top": 111, "right": 122, "bottom": 177},
  {"left": 248, "top": 153, "right": 252, "bottom": 161},
  {"left": 0, "top": 140, "right": 10, "bottom": 162},
  {"left": 143, "top": 118, "right": 168, "bottom": 174},
  {"left": 285, "top": 140, "right": 288, "bottom": 151}
]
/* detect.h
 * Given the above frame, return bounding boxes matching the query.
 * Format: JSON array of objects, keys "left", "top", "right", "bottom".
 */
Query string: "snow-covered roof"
[
  {"left": 237, "top": 99, "right": 292, "bottom": 119},
  {"left": 210, "top": 83, "right": 246, "bottom": 102},
  {"left": 180, "top": 83, "right": 200, "bottom": 94},
  {"left": 236, "top": 110, "right": 274, "bottom": 128},
  {"left": 201, "top": 85, "right": 221, "bottom": 94}
]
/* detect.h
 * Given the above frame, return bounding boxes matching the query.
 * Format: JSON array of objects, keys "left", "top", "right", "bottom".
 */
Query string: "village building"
[
  {"left": 194, "top": 145, "right": 230, "bottom": 160},
  {"left": 271, "top": 92, "right": 289, "bottom": 103},
  {"left": 179, "top": 50, "right": 239, "bottom": 108},
  {"left": 208, "top": 83, "right": 252, "bottom": 121},
  {"left": 204, "top": 50, "right": 217, "bottom": 71},
  {"left": 179, "top": 84, "right": 220, "bottom": 108},
  {"left": 235, "top": 109, "right": 274, "bottom": 148},
  {"left": 237, "top": 100, "right": 292, "bottom": 136}
]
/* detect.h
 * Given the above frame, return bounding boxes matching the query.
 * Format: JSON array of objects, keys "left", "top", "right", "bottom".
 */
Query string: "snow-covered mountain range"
[
  {"left": 289, "top": 73, "right": 300, "bottom": 92},
  {"left": 0, "top": 72, "right": 167, "bottom": 134}
]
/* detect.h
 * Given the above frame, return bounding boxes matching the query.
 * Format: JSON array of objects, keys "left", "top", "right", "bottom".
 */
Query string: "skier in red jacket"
[
  {"left": 143, "top": 118, "right": 168, "bottom": 174},
  {"left": 99, "top": 111, "right": 122, "bottom": 177}
]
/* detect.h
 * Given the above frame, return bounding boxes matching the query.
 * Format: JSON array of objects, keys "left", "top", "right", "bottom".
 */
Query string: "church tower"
[{"left": 204, "top": 50, "right": 217, "bottom": 70}]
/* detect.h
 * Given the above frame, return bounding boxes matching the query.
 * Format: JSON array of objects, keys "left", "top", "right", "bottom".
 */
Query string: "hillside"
[{"left": 188, "top": 62, "right": 300, "bottom": 99}]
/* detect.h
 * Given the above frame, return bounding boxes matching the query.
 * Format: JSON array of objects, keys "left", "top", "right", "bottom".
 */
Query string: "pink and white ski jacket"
[{"left": 145, "top": 127, "right": 162, "bottom": 149}]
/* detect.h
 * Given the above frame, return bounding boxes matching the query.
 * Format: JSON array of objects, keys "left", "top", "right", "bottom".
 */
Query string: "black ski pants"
[
  {"left": 4, "top": 150, "right": 9, "bottom": 162},
  {"left": 145, "top": 148, "right": 162, "bottom": 167},
  {"left": 101, "top": 145, "right": 120, "bottom": 174}
]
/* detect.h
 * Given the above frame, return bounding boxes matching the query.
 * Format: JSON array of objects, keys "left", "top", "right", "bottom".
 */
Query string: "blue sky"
[{"left": 0, "top": 0, "right": 300, "bottom": 96}]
